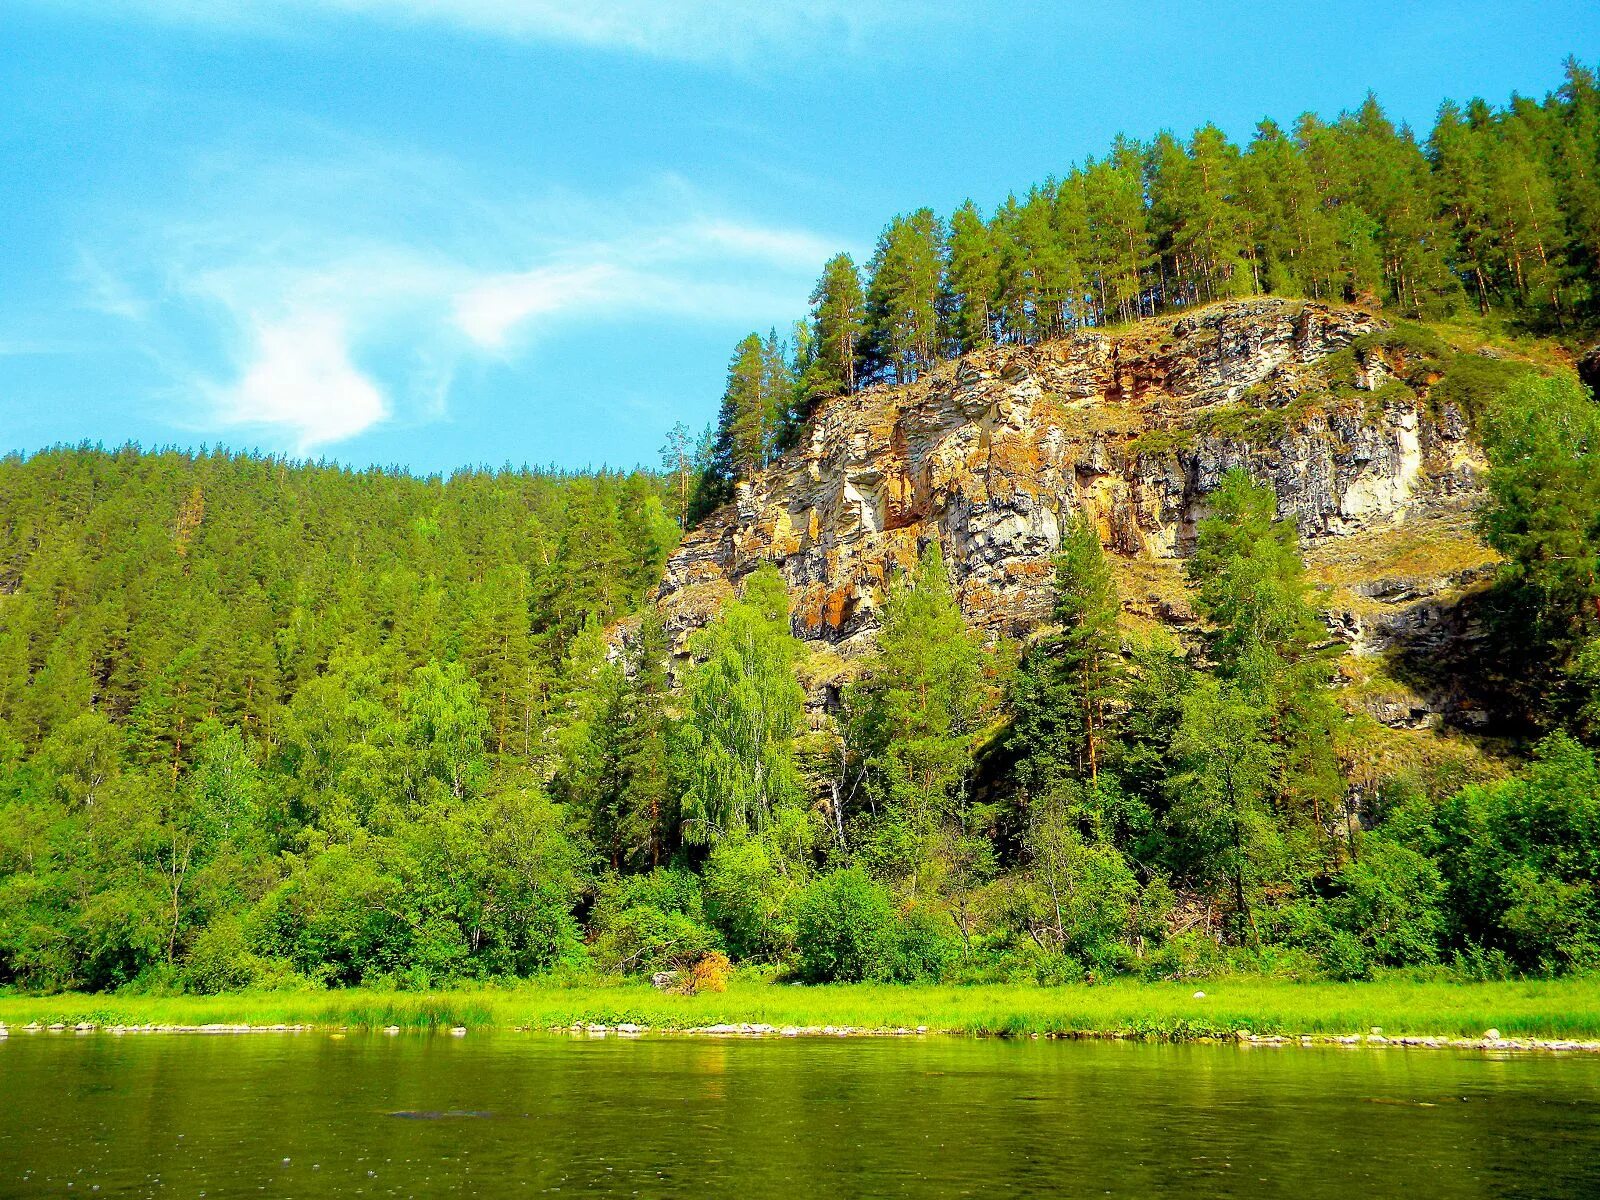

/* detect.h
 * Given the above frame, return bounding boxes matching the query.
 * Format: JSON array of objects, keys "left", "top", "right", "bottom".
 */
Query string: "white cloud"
[
  {"left": 678, "top": 221, "right": 839, "bottom": 270},
  {"left": 214, "top": 311, "right": 387, "bottom": 451},
  {"left": 36, "top": 0, "right": 927, "bottom": 62},
  {"left": 452, "top": 218, "right": 837, "bottom": 351},
  {"left": 79, "top": 142, "right": 842, "bottom": 452},
  {"left": 453, "top": 262, "right": 624, "bottom": 350}
]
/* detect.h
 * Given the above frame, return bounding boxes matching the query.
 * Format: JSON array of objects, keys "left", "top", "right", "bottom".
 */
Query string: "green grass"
[{"left": 3, "top": 977, "right": 1597, "bottom": 1041}]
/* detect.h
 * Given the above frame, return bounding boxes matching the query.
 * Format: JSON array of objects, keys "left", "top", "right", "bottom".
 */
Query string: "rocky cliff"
[
  {"left": 666, "top": 302, "right": 1479, "bottom": 639},
  {"left": 656, "top": 298, "right": 1511, "bottom": 731}
]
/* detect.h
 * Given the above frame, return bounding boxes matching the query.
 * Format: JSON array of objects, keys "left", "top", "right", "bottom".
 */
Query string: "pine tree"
[
  {"left": 943, "top": 200, "right": 999, "bottom": 353},
  {"left": 552, "top": 614, "right": 631, "bottom": 862},
  {"left": 862, "top": 209, "right": 945, "bottom": 383},
  {"left": 722, "top": 333, "right": 770, "bottom": 478},
  {"left": 1151, "top": 124, "right": 1254, "bottom": 304},
  {"left": 805, "top": 253, "right": 866, "bottom": 398},
  {"left": 1341, "top": 95, "right": 1461, "bottom": 314},
  {"left": 1554, "top": 59, "right": 1600, "bottom": 318},
  {"left": 1296, "top": 112, "right": 1386, "bottom": 302},
  {"left": 458, "top": 564, "right": 536, "bottom": 757},
  {"left": 845, "top": 543, "right": 984, "bottom": 889},
  {"left": 619, "top": 607, "right": 675, "bottom": 868},
  {"left": 1486, "top": 101, "right": 1568, "bottom": 323},
  {"left": 1428, "top": 100, "right": 1498, "bottom": 313},
  {"left": 1082, "top": 137, "right": 1154, "bottom": 323},
  {"left": 760, "top": 328, "right": 797, "bottom": 455},
  {"left": 1186, "top": 471, "right": 1345, "bottom": 864},
  {"left": 1007, "top": 515, "right": 1122, "bottom": 790},
  {"left": 660, "top": 421, "right": 696, "bottom": 530}
]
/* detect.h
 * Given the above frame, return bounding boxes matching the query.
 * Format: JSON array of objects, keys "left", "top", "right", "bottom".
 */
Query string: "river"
[{"left": 1, "top": 1032, "right": 1597, "bottom": 1198}]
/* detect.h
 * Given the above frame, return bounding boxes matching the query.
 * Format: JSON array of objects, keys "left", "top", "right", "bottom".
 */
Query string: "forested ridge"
[
  {"left": 4, "top": 63, "right": 1600, "bottom": 995},
  {"left": 691, "top": 59, "right": 1600, "bottom": 518}
]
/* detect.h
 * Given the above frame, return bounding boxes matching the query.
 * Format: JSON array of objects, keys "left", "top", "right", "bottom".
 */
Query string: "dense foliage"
[
  {"left": 6, "top": 419, "right": 1600, "bottom": 991},
  {"left": 0, "top": 449, "right": 677, "bottom": 990}
]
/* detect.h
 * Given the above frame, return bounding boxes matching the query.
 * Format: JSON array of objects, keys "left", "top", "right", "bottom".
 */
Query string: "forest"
[{"left": 2, "top": 63, "right": 1599, "bottom": 995}]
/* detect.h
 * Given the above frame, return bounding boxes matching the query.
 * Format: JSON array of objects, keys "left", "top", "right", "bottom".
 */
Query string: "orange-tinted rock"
[{"left": 659, "top": 299, "right": 1485, "bottom": 655}]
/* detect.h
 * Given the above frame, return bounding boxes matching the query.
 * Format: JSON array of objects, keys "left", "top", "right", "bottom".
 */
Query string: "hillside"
[
  {"left": 659, "top": 299, "right": 1553, "bottom": 744},
  {"left": 5, "top": 59, "right": 1600, "bottom": 997}
]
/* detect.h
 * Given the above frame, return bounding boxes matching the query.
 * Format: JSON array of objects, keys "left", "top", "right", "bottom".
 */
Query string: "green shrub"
[
  {"left": 1429, "top": 352, "right": 1536, "bottom": 426},
  {"left": 792, "top": 868, "right": 899, "bottom": 983},
  {"left": 703, "top": 837, "right": 795, "bottom": 962},
  {"left": 1140, "top": 929, "right": 1227, "bottom": 981},
  {"left": 587, "top": 869, "right": 720, "bottom": 975},
  {"left": 1316, "top": 930, "right": 1374, "bottom": 981},
  {"left": 1354, "top": 322, "right": 1449, "bottom": 370},
  {"left": 1267, "top": 838, "right": 1446, "bottom": 980},
  {"left": 251, "top": 840, "right": 410, "bottom": 985},
  {"left": 1416, "top": 734, "right": 1600, "bottom": 973},
  {"left": 982, "top": 943, "right": 1087, "bottom": 986},
  {"left": 183, "top": 917, "right": 301, "bottom": 994},
  {"left": 888, "top": 906, "right": 959, "bottom": 982},
  {"left": 1328, "top": 837, "right": 1447, "bottom": 967}
]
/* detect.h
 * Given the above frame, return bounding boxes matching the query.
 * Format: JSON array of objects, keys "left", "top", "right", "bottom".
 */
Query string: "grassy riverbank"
[{"left": 3, "top": 977, "right": 1599, "bottom": 1041}]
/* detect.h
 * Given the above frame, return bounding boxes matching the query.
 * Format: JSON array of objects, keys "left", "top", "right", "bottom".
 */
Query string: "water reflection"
[{"left": 0, "top": 1032, "right": 1596, "bottom": 1198}]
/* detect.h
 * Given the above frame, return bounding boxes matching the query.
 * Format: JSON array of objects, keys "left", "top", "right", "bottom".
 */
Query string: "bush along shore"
[{"left": 2, "top": 979, "right": 1598, "bottom": 1051}]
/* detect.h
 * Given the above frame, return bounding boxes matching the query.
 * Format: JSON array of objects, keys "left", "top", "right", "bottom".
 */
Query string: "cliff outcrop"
[{"left": 657, "top": 298, "right": 1504, "bottom": 729}]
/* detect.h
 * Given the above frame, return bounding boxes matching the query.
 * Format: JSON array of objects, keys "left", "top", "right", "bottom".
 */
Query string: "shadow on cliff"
[{"left": 1383, "top": 577, "right": 1565, "bottom": 743}]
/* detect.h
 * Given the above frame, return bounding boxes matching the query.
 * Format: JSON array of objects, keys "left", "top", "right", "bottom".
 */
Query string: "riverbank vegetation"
[
  {"left": 3, "top": 978, "right": 1597, "bottom": 1043},
  {"left": 4, "top": 63, "right": 1600, "bottom": 1001}
]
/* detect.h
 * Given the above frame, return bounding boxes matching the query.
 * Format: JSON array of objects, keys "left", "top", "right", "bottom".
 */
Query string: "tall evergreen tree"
[
  {"left": 943, "top": 200, "right": 999, "bottom": 353},
  {"left": 1186, "top": 471, "right": 1345, "bottom": 865},
  {"left": 619, "top": 607, "right": 676, "bottom": 868},
  {"left": 1008, "top": 514, "right": 1123, "bottom": 791},
  {"left": 846, "top": 543, "right": 985, "bottom": 891},
  {"left": 1082, "top": 137, "right": 1155, "bottom": 323},
  {"left": 862, "top": 209, "right": 945, "bottom": 383},
  {"left": 805, "top": 253, "right": 866, "bottom": 399}
]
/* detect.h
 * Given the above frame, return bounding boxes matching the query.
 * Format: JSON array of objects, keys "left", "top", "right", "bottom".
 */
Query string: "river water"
[{"left": 1, "top": 1032, "right": 1597, "bottom": 1198}]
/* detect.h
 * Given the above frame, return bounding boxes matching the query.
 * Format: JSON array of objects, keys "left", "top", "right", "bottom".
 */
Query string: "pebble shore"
[{"left": 2, "top": 1019, "right": 1595, "bottom": 1052}]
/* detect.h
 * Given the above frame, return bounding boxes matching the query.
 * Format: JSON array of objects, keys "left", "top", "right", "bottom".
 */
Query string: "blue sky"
[{"left": 3, "top": 2, "right": 1595, "bottom": 474}]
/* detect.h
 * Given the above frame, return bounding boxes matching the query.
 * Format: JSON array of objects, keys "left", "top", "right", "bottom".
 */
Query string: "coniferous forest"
[{"left": 4, "top": 63, "right": 1600, "bottom": 995}]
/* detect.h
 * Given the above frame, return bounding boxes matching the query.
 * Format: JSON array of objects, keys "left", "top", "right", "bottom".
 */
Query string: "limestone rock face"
[{"left": 660, "top": 299, "right": 1488, "bottom": 662}]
